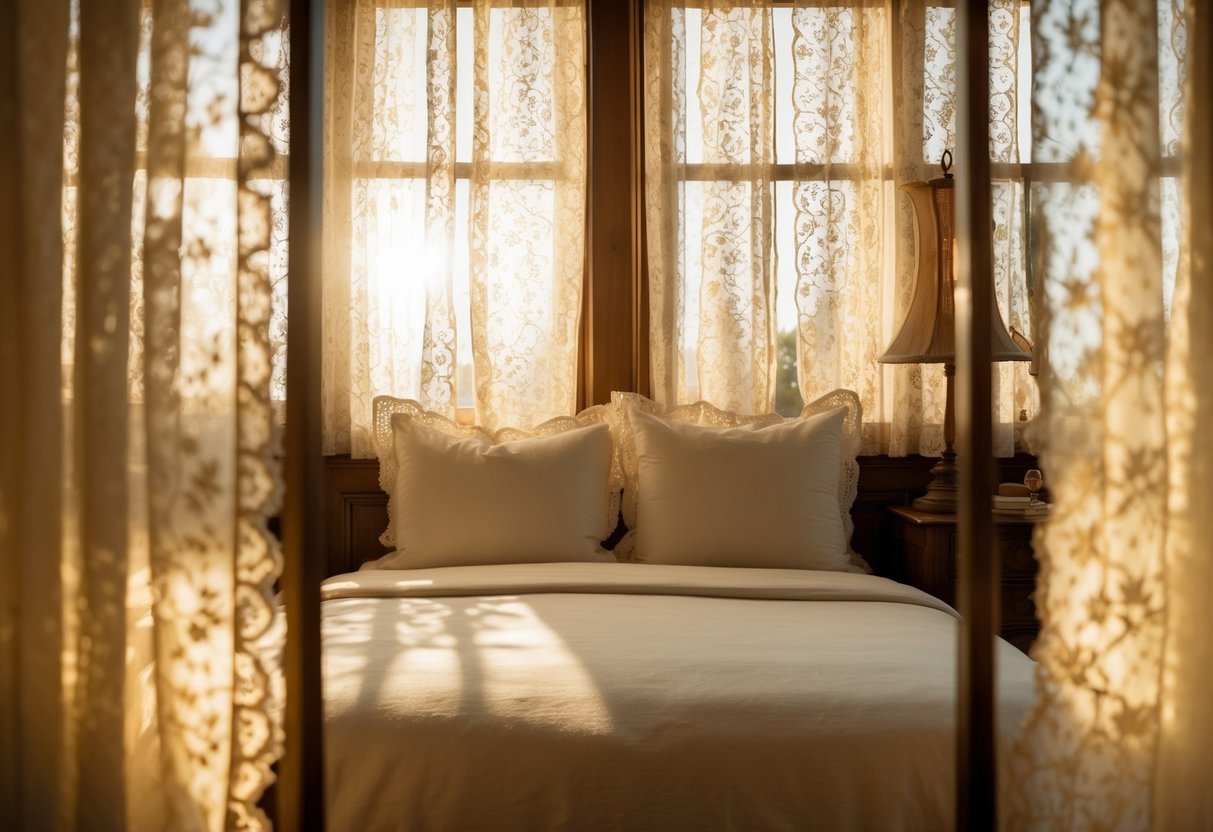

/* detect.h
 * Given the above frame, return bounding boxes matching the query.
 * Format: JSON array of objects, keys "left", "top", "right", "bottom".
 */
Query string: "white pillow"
[
  {"left": 610, "top": 389, "right": 867, "bottom": 572},
  {"left": 371, "top": 398, "right": 624, "bottom": 567}
]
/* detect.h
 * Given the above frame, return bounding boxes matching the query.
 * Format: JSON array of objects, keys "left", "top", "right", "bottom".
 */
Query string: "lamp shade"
[{"left": 879, "top": 166, "right": 1030, "bottom": 365}]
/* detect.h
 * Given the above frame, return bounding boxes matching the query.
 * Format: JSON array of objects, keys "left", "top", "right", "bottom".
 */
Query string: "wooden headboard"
[
  {"left": 323, "top": 456, "right": 394, "bottom": 577},
  {"left": 322, "top": 453, "right": 1041, "bottom": 580}
]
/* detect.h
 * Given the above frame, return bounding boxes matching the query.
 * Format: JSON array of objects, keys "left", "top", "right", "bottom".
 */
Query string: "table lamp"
[{"left": 879, "top": 152, "right": 1030, "bottom": 513}]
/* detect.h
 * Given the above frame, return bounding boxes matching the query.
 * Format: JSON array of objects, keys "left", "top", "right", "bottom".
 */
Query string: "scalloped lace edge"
[
  {"left": 609, "top": 389, "right": 869, "bottom": 573},
  {"left": 372, "top": 397, "right": 624, "bottom": 550}
]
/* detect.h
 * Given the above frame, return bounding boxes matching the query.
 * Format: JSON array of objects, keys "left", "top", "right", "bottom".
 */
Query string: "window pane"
[
  {"left": 923, "top": 6, "right": 956, "bottom": 166},
  {"left": 773, "top": 6, "right": 793, "bottom": 165},
  {"left": 454, "top": 178, "right": 474, "bottom": 408},
  {"left": 372, "top": 8, "right": 427, "bottom": 163},
  {"left": 684, "top": 8, "right": 702, "bottom": 166},
  {"left": 774, "top": 181, "right": 802, "bottom": 416},
  {"left": 682, "top": 179, "right": 703, "bottom": 401},
  {"left": 1157, "top": 0, "right": 1184, "bottom": 155},
  {"left": 1161, "top": 176, "right": 1180, "bottom": 319},
  {"left": 457, "top": 6, "right": 472, "bottom": 164},
  {"left": 484, "top": 6, "right": 563, "bottom": 164},
  {"left": 1018, "top": 2, "right": 1032, "bottom": 163},
  {"left": 789, "top": 5, "right": 865, "bottom": 167}
]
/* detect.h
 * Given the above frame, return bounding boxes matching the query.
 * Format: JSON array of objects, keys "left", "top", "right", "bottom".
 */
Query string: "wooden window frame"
[{"left": 582, "top": 0, "right": 648, "bottom": 407}]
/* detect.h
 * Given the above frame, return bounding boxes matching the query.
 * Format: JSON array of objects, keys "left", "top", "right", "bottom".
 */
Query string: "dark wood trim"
[
  {"left": 0, "top": 2, "right": 30, "bottom": 818},
  {"left": 584, "top": 0, "right": 645, "bottom": 406},
  {"left": 324, "top": 456, "right": 393, "bottom": 578},
  {"left": 281, "top": 0, "right": 326, "bottom": 827},
  {"left": 954, "top": 2, "right": 997, "bottom": 828},
  {"left": 632, "top": 0, "right": 650, "bottom": 400}
]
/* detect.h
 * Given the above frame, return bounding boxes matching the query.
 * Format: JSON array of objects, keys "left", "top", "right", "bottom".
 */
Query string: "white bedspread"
[{"left": 320, "top": 562, "right": 1035, "bottom": 831}]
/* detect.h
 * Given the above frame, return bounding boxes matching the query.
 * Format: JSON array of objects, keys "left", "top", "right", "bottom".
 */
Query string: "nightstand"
[{"left": 889, "top": 506, "right": 1041, "bottom": 654}]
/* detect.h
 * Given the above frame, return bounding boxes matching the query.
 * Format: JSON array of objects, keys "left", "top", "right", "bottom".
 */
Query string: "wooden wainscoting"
[
  {"left": 321, "top": 453, "right": 1041, "bottom": 580},
  {"left": 323, "top": 456, "right": 393, "bottom": 577}
]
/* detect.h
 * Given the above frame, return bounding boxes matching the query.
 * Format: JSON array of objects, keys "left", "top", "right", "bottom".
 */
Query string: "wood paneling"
[
  {"left": 583, "top": 0, "right": 644, "bottom": 406},
  {"left": 324, "top": 456, "right": 392, "bottom": 578}
]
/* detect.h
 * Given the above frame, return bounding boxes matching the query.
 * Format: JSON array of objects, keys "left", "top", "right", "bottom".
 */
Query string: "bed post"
[
  {"left": 281, "top": 0, "right": 327, "bottom": 827},
  {"left": 954, "top": 1, "right": 998, "bottom": 829}
]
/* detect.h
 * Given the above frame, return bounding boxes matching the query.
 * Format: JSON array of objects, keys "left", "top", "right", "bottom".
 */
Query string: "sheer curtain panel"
[
  {"left": 643, "top": 0, "right": 1035, "bottom": 455},
  {"left": 1007, "top": 0, "right": 1211, "bottom": 827},
  {"left": 322, "top": 0, "right": 587, "bottom": 456},
  {"left": 0, "top": 1, "right": 287, "bottom": 829}
]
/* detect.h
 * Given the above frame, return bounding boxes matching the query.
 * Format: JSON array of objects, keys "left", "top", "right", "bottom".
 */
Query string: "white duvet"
[{"left": 320, "top": 562, "right": 1035, "bottom": 831}]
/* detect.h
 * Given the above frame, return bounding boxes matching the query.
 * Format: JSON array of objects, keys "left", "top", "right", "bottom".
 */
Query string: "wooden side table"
[{"left": 889, "top": 506, "right": 1041, "bottom": 654}]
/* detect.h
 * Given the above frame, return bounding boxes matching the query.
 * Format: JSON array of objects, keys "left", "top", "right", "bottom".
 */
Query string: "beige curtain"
[
  {"left": 0, "top": 1, "right": 286, "bottom": 829},
  {"left": 323, "top": 0, "right": 587, "bottom": 457},
  {"left": 644, "top": 0, "right": 775, "bottom": 415},
  {"left": 1007, "top": 0, "right": 1210, "bottom": 828},
  {"left": 644, "top": 0, "right": 1035, "bottom": 455},
  {"left": 1154, "top": 4, "right": 1213, "bottom": 824}
]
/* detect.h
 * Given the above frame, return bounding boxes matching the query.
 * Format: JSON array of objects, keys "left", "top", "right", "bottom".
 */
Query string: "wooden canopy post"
[
  {"left": 954, "top": 0, "right": 999, "bottom": 828},
  {"left": 281, "top": 0, "right": 327, "bottom": 827}
]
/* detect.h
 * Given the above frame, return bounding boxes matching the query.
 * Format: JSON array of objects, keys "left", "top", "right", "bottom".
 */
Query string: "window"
[
  {"left": 60, "top": 2, "right": 291, "bottom": 409},
  {"left": 324, "top": 0, "right": 587, "bottom": 452},
  {"left": 1017, "top": 0, "right": 1184, "bottom": 382},
  {"left": 351, "top": 5, "right": 477, "bottom": 408},
  {"left": 647, "top": 3, "right": 894, "bottom": 421},
  {"left": 642, "top": 2, "right": 1050, "bottom": 456}
]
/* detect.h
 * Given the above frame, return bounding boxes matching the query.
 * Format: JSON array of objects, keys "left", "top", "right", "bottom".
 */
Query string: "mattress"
[{"left": 320, "top": 562, "right": 1035, "bottom": 831}]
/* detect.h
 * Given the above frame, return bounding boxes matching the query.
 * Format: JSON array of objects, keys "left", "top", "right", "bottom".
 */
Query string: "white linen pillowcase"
[
  {"left": 610, "top": 389, "right": 868, "bottom": 572},
  {"left": 370, "top": 397, "right": 624, "bottom": 567}
]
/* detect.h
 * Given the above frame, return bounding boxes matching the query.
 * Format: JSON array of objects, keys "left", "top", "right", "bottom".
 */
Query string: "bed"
[
  {"left": 320, "top": 563, "right": 1034, "bottom": 831},
  {"left": 317, "top": 393, "right": 1037, "bottom": 830}
]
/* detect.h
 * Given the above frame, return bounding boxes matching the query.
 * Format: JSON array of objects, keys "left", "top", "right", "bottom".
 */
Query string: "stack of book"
[{"left": 992, "top": 493, "right": 1050, "bottom": 518}]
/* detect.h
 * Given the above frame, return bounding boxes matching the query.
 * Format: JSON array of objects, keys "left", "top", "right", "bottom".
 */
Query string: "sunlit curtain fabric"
[
  {"left": 323, "top": 0, "right": 587, "bottom": 456},
  {"left": 644, "top": 0, "right": 1035, "bottom": 455},
  {"left": 0, "top": 1, "right": 286, "bottom": 829},
  {"left": 644, "top": 0, "right": 775, "bottom": 415},
  {"left": 1007, "top": 0, "right": 1209, "bottom": 828}
]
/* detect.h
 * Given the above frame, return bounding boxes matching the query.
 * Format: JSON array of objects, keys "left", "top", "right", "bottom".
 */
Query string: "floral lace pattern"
[
  {"left": 3, "top": 2, "right": 285, "bottom": 829},
  {"left": 372, "top": 396, "right": 624, "bottom": 552},
  {"left": 644, "top": 2, "right": 775, "bottom": 416},
  {"left": 323, "top": 0, "right": 587, "bottom": 457},
  {"left": 645, "top": 0, "right": 1034, "bottom": 455},
  {"left": 791, "top": 4, "right": 892, "bottom": 453},
  {"left": 1005, "top": 0, "right": 1191, "bottom": 827},
  {"left": 609, "top": 388, "right": 867, "bottom": 573},
  {"left": 231, "top": 3, "right": 286, "bottom": 826}
]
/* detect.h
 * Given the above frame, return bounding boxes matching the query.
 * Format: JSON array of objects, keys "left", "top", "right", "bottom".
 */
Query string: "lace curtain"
[
  {"left": 1007, "top": 0, "right": 1210, "bottom": 827},
  {"left": 322, "top": 0, "right": 587, "bottom": 457},
  {"left": 643, "top": 0, "right": 1035, "bottom": 455},
  {"left": 0, "top": 1, "right": 285, "bottom": 829}
]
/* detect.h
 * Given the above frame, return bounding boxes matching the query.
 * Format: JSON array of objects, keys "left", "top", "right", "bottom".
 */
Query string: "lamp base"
[{"left": 912, "top": 451, "right": 959, "bottom": 514}]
